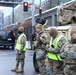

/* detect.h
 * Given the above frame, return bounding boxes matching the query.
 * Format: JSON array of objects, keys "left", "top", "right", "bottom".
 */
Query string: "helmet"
[
  {"left": 35, "top": 24, "right": 43, "bottom": 30},
  {"left": 18, "top": 27, "right": 24, "bottom": 32},
  {"left": 49, "top": 28, "right": 57, "bottom": 38},
  {"left": 71, "top": 26, "right": 76, "bottom": 35}
]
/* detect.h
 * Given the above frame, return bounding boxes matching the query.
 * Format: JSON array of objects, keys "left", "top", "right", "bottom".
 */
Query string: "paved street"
[{"left": 0, "top": 49, "right": 36, "bottom": 75}]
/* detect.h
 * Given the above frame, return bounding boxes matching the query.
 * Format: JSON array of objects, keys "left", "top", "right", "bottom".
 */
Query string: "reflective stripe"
[
  {"left": 15, "top": 33, "right": 26, "bottom": 51},
  {"left": 47, "top": 34, "right": 66, "bottom": 61}
]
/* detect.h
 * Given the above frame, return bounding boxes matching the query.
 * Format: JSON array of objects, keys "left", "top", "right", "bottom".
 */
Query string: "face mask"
[
  {"left": 18, "top": 31, "right": 22, "bottom": 34},
  {"left": 71, "top": 38, "right": 76, "bottom": 43}
]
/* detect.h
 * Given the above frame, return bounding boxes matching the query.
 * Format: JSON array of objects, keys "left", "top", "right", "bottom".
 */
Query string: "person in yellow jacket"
[
  {"left": 11, "top": 27, "right": 26, "bottom": 73},
  {"left": 46, "top": 28, "right": 67, "bottom": 75}
]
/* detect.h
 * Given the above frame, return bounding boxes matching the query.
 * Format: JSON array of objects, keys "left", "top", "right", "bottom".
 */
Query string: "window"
[{"left": 59, "top": 0, "right": 71, "bottom": 5}]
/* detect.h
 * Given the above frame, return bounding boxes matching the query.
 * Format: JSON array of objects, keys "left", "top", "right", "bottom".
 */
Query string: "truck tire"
[{"left": 33, "top": 51, "right": 39, "bottom": 73}]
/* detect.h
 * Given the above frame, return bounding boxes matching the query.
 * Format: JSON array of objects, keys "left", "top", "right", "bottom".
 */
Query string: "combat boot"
[
  {"left": 16, "top": 68, "right": 24, "bottom": 73},
  {"left": 11, "top": 67, "right": 18, "bottom": 72}
]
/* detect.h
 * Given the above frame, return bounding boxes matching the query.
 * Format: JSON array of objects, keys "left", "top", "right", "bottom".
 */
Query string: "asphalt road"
[{"left": 0, "top": 49, "right": 36, "bottom": 75}]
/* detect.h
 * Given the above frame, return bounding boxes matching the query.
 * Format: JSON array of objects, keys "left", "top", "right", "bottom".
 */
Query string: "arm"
[
  {"left": 20, "top": 36, "right": 26, "bottom": 51},
  {"left": 47, "top": 37, "right": 66, "bottom": 53},
  {"left": 60, "top": 42, "right": 69, "bottom": 59}
]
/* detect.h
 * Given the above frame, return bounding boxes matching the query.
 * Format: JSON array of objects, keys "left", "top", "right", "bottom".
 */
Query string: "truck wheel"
[{"left": 33, "top": 51, "right": 39, "bottom": 73}]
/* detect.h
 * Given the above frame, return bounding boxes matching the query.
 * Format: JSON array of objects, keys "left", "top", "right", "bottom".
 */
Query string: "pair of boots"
[{"left": 11, "top": 66, "right": 24, "bottom": 73}]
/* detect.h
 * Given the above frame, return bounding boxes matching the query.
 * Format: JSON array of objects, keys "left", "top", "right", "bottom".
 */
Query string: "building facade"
[
  {"left": 3, "top": 0, "right": 72, "bottom": 27},
  {"left": 0, "top": 12, "right": 4, "bottom": 29}
]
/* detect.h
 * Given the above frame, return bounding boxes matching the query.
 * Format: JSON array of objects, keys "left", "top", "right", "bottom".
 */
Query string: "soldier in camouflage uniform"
[
  {"left": 34, "top": 23, "right": 50, "bottom": 75},
  {"left": 46, "top": 28, "right": 67, "bottom": 75},
  {"left": 60, "top": 26, "right": 76, "bottom": 75},
  {"left": 11, "top": 27, "right": 26, "bottom": 73}
]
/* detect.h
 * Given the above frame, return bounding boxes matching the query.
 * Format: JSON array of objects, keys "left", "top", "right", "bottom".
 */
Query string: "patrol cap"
[
  {"left": 71, "top": 26, "right": 76, "bottom": 35},
  {"left": 49, "top": 28, "right": 57, "bottom": 38},
  {"left": 35, "top": 24, "right": 43, "bottom": 30},
  {"left": 18, "top": 26, "right": 24, "bottom": 32}
]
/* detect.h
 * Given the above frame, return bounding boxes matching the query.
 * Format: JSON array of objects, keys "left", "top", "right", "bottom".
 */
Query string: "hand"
[
  {"left": 60, "top": 51, "right": 68, "bottom": 59},
  {"left": 46, "top": 44, "right": 50, "bottom": 48},
  {"left": 18, "top": 51, "right": 21, "bottom": 55}
]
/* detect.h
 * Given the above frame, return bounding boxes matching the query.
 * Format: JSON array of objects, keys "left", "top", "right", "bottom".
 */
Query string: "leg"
[
  {"left": 16, "top": 53, "right": 25, "bottom": 73},
  {"left": 64, "top": 65, "right": 72, "bottom": 75},
  {"left": 16, "top": 58, "right": 20, "bottom": 69},
  {"left": 47, "top": 58, "right": 53, "bottom": 75},
  {"left": 52, "top": 61, "right": 64, "bottom": 75},
  {"left": 37, "top": 58, "right": 46, "bottom": 75},
  {"left": 11, "top": 54, "right": 20, "bottom": 72},
  {"left": 21, "top": 59, "right": 25, "bottom": 72}
]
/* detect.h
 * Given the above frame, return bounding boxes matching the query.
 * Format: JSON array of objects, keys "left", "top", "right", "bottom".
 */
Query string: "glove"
[
  {"left": 18, "top": 51, "right": 21, "bottom": 55},
  {"left": 60, "top": 51, "right": 68, "bottom": 59}
]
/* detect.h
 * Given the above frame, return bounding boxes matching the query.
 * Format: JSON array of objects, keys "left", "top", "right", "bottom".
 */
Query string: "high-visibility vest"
[
  {"left": 15, "top": 33, "right": 26, "bottom": 51},
  {"left": 47, "top": 34, "right": 66, "bottom": 61}
]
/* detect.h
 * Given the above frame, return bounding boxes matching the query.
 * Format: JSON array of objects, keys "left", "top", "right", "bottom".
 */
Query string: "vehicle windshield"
[{"left": 0, "top": 31, "right": 6, "bottom": 39}]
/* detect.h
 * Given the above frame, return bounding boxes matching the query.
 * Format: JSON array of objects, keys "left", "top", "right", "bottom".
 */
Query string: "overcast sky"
[{"left": 35, "top": 0, "right": 45, "bottom": 4}]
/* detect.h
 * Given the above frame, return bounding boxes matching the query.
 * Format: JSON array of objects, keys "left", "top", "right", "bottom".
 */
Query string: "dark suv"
[{"left": 0, "top": 30, "right": 15, "bottom": 49}]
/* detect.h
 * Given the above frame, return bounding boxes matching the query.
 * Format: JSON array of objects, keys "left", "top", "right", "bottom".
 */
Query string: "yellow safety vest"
[
  {"left": 47, "top": 34, "right": 66, "bottom": 61},
  {"left": 15, "top": 33, "right": 26, "bottom": 51}
]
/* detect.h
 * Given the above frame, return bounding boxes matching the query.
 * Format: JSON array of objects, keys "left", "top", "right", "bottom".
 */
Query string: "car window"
[{"left": 0, "top": 31, "right": 6, "bottom": 39}]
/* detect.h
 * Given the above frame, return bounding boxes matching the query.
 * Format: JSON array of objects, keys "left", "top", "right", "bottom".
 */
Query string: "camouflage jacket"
[
  {"left": 47, "top": 33, "right": 66, "bottom": 53},
  {"left": 60, "top": 41, "right": 76, "bottom": 64},
  {"left": 34, "top": 30, "right": 50, "bottom": 50}
]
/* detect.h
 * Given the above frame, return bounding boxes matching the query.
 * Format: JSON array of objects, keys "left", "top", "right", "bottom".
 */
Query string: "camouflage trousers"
[
  {"left": 64, "top": 65, "right": 76, "bottom": 75},
  {"left": 37, "top": 58, "right": 46, "bottom": 75},
  {"left": 47, "top": 58, "right": 64, "bottom": 75},
  {"left": 16, "top": 51, "right": 25, "bottom": 68}
]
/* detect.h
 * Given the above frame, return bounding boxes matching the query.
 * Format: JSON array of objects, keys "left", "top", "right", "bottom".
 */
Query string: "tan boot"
[
  {"left": 16, "top": 68, "right": 24, "bottom": 73},
  {"left": 11, "top": 67, "right": 18, "bottom": 72}
]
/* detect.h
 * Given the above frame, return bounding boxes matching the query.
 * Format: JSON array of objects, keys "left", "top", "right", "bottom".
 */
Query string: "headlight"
[{"left": 8, "top": 38, "right": 11, "bottom": 40}]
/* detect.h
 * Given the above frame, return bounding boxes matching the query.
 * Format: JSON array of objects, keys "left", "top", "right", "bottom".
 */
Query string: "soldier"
[
  {"left": 60, "top": 26, "right": 76, "bottom": 75},
  {"left": 11, "top": 27, "right": 27, "bottom": 73},
  {"left": 46, "top": 28, "right": 67, "bottom": 75},
  {"left": 34, "top": 23, "right": 50, "bottom": 75}
]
